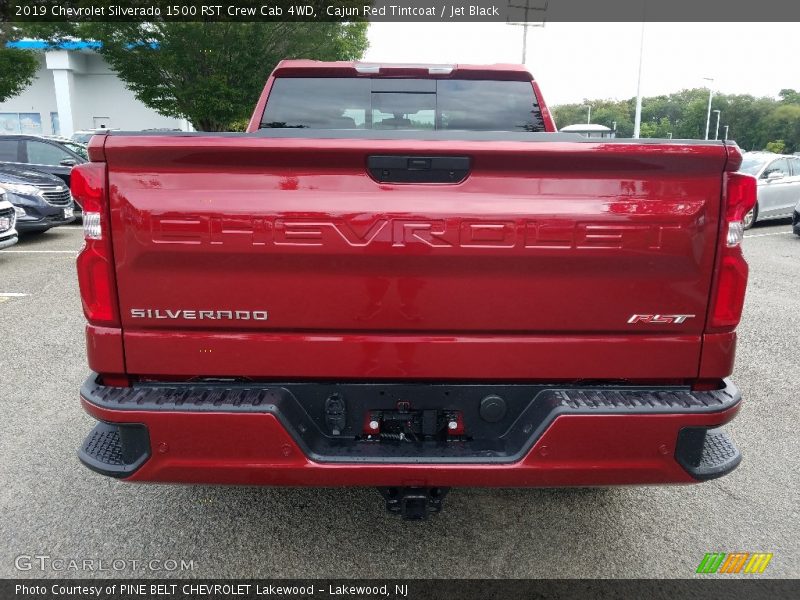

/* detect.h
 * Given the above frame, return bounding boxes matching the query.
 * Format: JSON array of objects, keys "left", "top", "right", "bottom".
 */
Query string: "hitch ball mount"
[{"left": 378, "top": 487, "right": 450, "bottom": 520}]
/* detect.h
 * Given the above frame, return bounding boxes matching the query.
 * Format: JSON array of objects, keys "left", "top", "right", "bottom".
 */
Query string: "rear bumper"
[
  {"left": 16, "top": 214, "right": 75, "bottom": 232},
  {"left": 79, "top": 375, "right": 742, "bottom": 487},
  {"left": 0, "top": 231, "right": 18, "bottom": 249}
]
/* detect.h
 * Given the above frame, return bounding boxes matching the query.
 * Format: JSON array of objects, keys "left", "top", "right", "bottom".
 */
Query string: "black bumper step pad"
[
  {"left": 83, "top": 377, "right": 738, "bottom": 414},
  {"left": 675, "top": 427, "right": 742, "bottom": 481},
  {"left": 78, "top": 422, "right": 150, "bottom": 478},
  {"left": 554, "top": 388, "right": 732, "bottom": 410}
]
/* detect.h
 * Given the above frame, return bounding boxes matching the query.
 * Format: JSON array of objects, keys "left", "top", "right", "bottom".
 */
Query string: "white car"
[
  {"left": 739, "top": 152, "right": 800, "bottom": 229},
  {"left": 71, "top": 129, "right": 118, "bottom": 144},
  {"left": 0, "top": 192, "right": 19, "bottom": 249}
]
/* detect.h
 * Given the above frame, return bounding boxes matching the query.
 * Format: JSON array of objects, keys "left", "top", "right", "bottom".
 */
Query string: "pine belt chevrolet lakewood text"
[{"left": 74, "top": 61, "right": 756, "bottom": 519}]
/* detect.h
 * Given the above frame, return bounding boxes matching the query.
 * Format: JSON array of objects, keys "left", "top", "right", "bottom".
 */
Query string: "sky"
[{"left": 364, "top": 22, "right": 798, "bottom": 106}]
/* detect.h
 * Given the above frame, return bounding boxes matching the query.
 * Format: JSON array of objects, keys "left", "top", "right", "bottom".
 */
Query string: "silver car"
[{"left": 739, "top": 152, "right": 800, "bottom": 229}]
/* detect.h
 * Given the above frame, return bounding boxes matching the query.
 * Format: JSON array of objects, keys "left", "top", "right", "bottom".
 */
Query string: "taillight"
[
  {"left": 73, "top": 162, "right": 119, "bottom": 327},
  {"left": 723, "top": 172, "right": 757, "bottom": 247},
  {"left": 708, "top": 171, "right": 757, "bottom": 330}
]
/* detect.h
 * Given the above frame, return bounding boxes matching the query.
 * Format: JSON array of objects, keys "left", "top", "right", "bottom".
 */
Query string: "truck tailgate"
[{"left": 104, "top": 135, "right": 730, "bottom": 380}]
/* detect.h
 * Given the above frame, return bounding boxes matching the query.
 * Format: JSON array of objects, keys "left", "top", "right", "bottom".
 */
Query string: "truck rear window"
[{"left": 260, "top": 78, "right": 545, "bottom": 132}]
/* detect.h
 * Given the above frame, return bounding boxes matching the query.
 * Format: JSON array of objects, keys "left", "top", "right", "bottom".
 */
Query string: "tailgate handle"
[
  {"left": 368, "top": 155, "right": 470, "bottom": 184},
  {"left": 408, "top": 157, "right": 431, "bottom": 170}
]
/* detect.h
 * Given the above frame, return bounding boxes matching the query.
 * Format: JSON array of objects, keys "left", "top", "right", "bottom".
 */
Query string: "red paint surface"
[
  {"left": 122, "top": 331, "right": 701, "bottom": 380},
  {"left": 85, "top": 325, "right": 125, "bottom": 374},
  {"left": 699, "top": 332, "right": 737, "bottom": 379},
  {"left": 100, "top": 135, "right": 733, "bottom": 380}
]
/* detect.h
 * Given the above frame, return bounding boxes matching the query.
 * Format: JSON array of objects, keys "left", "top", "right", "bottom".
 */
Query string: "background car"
[
  {"left": 71, "top": 128, "right": 118, "bottom": 144},
  {"left": 0, "top": 165, "right": 75, "bottom": 234},
  {"left": 739, "top": 152, "right": 800, "bottom": 228},
  {"left": 0, "top": 134, "right": 87, "bottom": 189},
  {"left": 0, "top": 191, "right": 19, "bottom": 249},
  {"left": 43, "top": 136, "right": 89, "bottom": 160}
]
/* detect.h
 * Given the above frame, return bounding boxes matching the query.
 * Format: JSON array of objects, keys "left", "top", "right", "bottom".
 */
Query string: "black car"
[
  {"left": 0, "top": 134, "right": 87, "bottom": 189},
  {"left": 0, "top": 164, "right": 76, "bottom": 233}
]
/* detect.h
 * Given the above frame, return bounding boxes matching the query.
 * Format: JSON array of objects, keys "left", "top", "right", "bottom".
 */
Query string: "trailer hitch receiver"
[{"left": 378, "top": 487, "right": 450, "bottom": 520}]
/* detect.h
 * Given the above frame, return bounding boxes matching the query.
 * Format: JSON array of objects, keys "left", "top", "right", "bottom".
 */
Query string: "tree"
[
  {"left": 552, "top": 87, "right": 800, "bottom": 151},
  {"left": 20, "top": 21, "right": 368, "bottom": 131},
  {"left": 765, "top": 140, "right": 786, "bottom": 154},
  {"left": 0, "top": 24, "right": 38, "bottom": 103},
  {"left": 779, "top": 89, "right": 800, "bottom": 104},
  {"left": 639, "top": 117, "right": 672, "bottom": 139},
  {"left": 763, "top": 105, "right": 800, "bottom": 154}
]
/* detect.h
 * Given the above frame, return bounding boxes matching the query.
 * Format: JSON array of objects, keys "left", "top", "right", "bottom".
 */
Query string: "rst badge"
[{"left": 628, "top": 314, "right": 695, "bottom": 324}]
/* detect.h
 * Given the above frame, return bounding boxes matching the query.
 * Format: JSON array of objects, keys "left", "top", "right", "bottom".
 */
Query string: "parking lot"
[{"left": 1, "top": 222, "right": 798, "bottom": 579}]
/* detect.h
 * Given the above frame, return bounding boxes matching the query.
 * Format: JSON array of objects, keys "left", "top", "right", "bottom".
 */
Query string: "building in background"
[{"left": 0, "top": 40, "right": 191, "bottom": 138}]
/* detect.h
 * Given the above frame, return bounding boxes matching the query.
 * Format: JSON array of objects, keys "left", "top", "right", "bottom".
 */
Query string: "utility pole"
[
  {"left": 703, "top": 77, "right": 714, "bottom": 140},
  {"left": 713, "top": 110, "right": 721, "bottom": 140},
  {"left": 506, "top": 1, "right": 548, "bottom": 63},
  {"left": 633, "top": 21, "right": 646, "bottom": 139}
]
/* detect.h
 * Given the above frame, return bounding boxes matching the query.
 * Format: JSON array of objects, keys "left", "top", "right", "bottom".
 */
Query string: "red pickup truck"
[{"left": 74, "top": 61, "right": 756, "bottom": 519}]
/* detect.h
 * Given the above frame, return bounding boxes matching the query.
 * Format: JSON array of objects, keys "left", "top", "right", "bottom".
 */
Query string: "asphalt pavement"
[{"left": 1, "top": 222, "right": 798, "bottom": 579}]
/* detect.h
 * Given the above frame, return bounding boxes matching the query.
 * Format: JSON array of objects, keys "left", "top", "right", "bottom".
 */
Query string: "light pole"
[
  {"left": 584, "top": 104, "right": 592, "bottom": 124},
  {"left": 633, "top": 21, "right": 646, "bottom": 139},
  {"left": 506, "top": 1, "right": 547, "bottom": 64},
  {"left": 667, "top": 132, "right": 673, "bottom": 139},
  {"left": 713, "top": 110, "right": 721, "bottom": 140},
  {"left": 703, "top": 77, "right": 714, "bottom": 140},
  {"left": 724, "top": 125, "right": 729, "bottom": 141}
]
